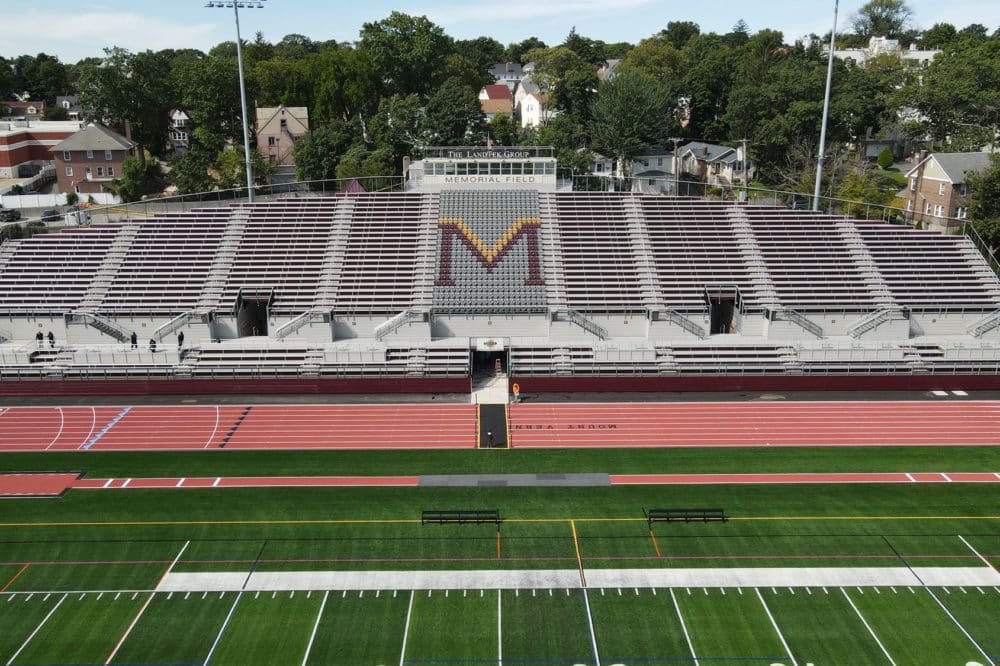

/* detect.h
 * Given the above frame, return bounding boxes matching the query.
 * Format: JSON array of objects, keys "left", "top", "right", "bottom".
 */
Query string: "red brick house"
[
  {"left": 905, "top": 152, "right": 993, "bottom": 229},
  {"left": 50, "top": 124, "right": 135, "bottom": 196}
]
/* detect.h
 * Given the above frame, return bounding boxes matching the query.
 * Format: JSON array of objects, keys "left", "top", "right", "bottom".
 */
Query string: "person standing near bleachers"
[
  {"left": 149, "top": 338, "right": 157, "bottom": 353},
  {"left": 36, "top": 331, "right": 43, "bottom": 347},
  {"left": 47, "top": 331, "right": 54, "bottom": 348},
  {"left": 177, "top": 331, "right": 184, "bottom": 349},
  {"left": 130, "top": 332, "right": 138, "bottom": 349}
]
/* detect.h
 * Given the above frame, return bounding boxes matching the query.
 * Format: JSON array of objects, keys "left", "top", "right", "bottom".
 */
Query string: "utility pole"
[
  {"left": 740, "top": 138, "right": 750, "bottom": 202},
  {"left": 671, "top": 137, "right": 682, "bottom": 196}
]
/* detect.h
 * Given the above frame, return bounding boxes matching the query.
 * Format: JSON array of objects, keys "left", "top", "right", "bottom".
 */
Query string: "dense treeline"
[{"left": 1, "top": 1, "right": 999, "bottom": 235}]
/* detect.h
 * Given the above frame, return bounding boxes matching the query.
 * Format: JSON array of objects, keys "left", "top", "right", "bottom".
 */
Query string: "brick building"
[
  {"left": 905, "top": 152, "right": 993, "bottom": 229},
  {"left": 50, "top": 124, "right": 134, "bottom": 195}
]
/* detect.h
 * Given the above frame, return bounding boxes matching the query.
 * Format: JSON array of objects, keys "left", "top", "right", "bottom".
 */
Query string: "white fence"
[{"left": 0, "top": 192, "right": 121, "bottom": 208}]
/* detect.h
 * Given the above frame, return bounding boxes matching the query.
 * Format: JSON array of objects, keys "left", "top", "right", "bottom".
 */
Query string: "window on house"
[
  {"left": 959, "top": 183, "right": 968, "bottom": 197},
  {"left": 62, "top": 151, "right": 71, "bottom": 161},
  {"left": 105, "top": 150, "right": 112, "bottom": 160},
  {"left": 938, "top": 182, "right": 946, "bottom": 196},
  {"left": 934, "top": 204, "right": 944, "bottom": 217},
  {"left": 595, "top": 163, "right": 603, "bottom": 172},
  {"left": 956, "top": 206, "right": 968, "bottom": 219},
  {"left": 87, "top": 149, "right": 93, "bottom": 160},
  {"left": 107, "top": 166, "right": 115, "bottom": 177},
  {"left": 96, "top": 167, "right": 104, "bottom": 177},
  {"left": 280, "top": 119, "right": 288, "bottom": 130},
  {"left": 910, "top": 178, "right": 917, "bottom": 191},
  {"left": 657, "top": 158, "right": 663, "bottom": 166},
  {"left": 65, "top": 167, "right": 73, "bottom": 177},
  {"left": 268, "top": 136, "right": 277, "bottom": 146},
  {"left": 906, "top": 199, "right": 913, "bottom": 211},
  {"left": 85, "top": 167, "right": 92, "bottom": 179},
  {"left": 925, "top": 202, "right": 932, "bottom": 214},
  {"left": 649, "top": 179, "right": 655, "bottom": 186}
]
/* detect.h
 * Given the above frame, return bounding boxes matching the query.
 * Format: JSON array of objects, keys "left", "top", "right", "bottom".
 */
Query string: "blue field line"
[{"left": 83, "top": 406, "right": 131, "bottom": 450}]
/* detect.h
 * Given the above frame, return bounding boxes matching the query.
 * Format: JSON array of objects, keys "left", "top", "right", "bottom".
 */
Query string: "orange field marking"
[
  {"left": 649, "top": 530, "right": 661, "bottom": 557},
  {"left": 1, "top": 563, "right": 29, "bottom": 592}
]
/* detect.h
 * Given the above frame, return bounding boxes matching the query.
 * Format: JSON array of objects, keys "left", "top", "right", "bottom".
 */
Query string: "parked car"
[
  {"left": 0, "top": 208, "right": 21, "bottom": 222},
  {"left": 25, "top": 220, "right": 45, "bottom": 228},
  {"left": 40, "top": 209, "right": 60, "bottom": 222}
]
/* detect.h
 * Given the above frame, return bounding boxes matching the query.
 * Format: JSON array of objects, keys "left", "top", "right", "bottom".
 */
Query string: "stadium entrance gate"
[
  {"left": 705, "top": 285, "right": 743, "bottom": 335},
  {"left": 235, "top": 288, "right": 273, "bottom": 337},
  {"left": 473, "top": 338, "right": 509, "bottom": 375}
]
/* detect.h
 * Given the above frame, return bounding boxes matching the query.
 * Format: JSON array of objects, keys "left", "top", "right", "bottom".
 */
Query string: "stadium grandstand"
[{"left": 2, "top": 146, "right": 1000, "bottom": 396}]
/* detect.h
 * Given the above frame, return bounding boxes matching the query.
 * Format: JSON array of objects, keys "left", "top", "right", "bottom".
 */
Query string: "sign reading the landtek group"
[{"left": 445, "top": 149, "right": 533, "bottom": 159}]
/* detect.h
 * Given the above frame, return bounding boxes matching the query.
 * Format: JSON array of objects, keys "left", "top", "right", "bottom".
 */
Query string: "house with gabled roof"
[
  {"left": 256, "top": 106, "right": 309, "bottom": 168},
  {"left": 50, "top": 124, "right": 135, "bottom": 195},
  {"left": 905, "top": 151, "right": 994, "bottom": 228},
  {"left": 479, "top": 84, "right": 514, "bottom": 121},
  {"left": 678, "top": 141, "right": 749, "bottom": 188},
  {"left": 489, "top": 62, "right": 524, "bottom": 93}
]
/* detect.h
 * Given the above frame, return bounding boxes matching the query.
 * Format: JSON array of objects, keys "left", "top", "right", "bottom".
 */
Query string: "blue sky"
[{"left": 3, "top": 0, "right": 999, "bottom": 62}]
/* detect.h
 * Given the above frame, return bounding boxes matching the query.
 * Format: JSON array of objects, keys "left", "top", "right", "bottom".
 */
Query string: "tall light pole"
[
  {"left": 205, "top": 1, "right": 268, "bottom": 203},
  {"left": 814, "top": 0, "right": 839, "bottom": 211}
]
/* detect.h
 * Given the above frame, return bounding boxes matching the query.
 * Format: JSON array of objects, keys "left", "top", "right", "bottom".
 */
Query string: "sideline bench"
[
  {"left": 422, "top": 509, "right": 501, "bottom": 529},
  {"left": 644, "top": 508, "right": 726, "bottom": 527}
]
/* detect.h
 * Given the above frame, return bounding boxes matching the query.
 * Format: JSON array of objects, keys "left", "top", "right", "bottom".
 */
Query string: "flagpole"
[{"left": 813, "top": 0, "right": 839, "bottom": 211}]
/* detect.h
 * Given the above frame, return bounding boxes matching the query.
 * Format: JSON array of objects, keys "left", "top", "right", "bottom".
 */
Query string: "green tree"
[
  {"left": 851, "top": 0, "right": 913, "bottom": 39},
  {"left": 171, "top": 54, "right": 244, "bottom": 153},
  {"left": 423, "top": 77, "right": 483, "bottom": 145},
  {"left": 10, "top": 53, "right": 70, "bottom": 104},
  {"left": 487, "top": 113, "right": 520, "bottom": 146},
  {"left": 168, "top": 148, "right": 216, "bottom": 195},
  {"left": 660, "top": 21, "right": 701, "bottom": 49},
  {"left": 921, "top": 23, "right": 957, "bottom": 48},
  {"left": 213, "top": 147, "right": 272, "bottom": 190},
  {"left": 368, "top": 94, "right": 428, "bottom": 164},
  {"left": 504, "top": 37, "right": 547, "bottom": 64},
  {"left": 78, "top": 48, "right": 174, "bottom": 159},
  {"left": 620, "top": 36, "right": 683, "bottom": 83},
  {"left": 591, "top": 70, "right": 671, "bottom": 178},
  {"left": 967, "top": 154, "right": 1000, "bottom": 246},
  {"left": 562, "top": 27, "right": 604, "bottom": 64},
  {"left": 455, "top": 37, "right": 505, "bottom": 73},
  {"left": 876, "top": 146, "right": 895, "bottom": 170},
  {"left": 112, "top": 156, "right": 158, "bottom": 202},
  {"left": 292, "top": 119, "right": 363, "bottom": 182},
  {"left": 358, "top": 12, "right": 454, "bottom": 98}
]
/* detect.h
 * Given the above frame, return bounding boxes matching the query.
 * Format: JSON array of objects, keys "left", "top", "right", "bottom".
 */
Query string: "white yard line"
[
  {"left": 670, "top": 588, "right": 699, "bottom": 666},
  {"left": 398, "top": 590, "right": 414, "bottom": 666},
  {"left": 755, "top": 588, "right": 797, "bottom": 666},
  {"left": 582, "top": 589, "right": 601, "bottom": 666},
  {"left": 45, "top": 407, "right": 65, "bottom": 450},
  {"left": 840, "top": 588, "right": 896, "bottom": 665},
  {"left": 6, "top": 593, "right": 66, "bottom": 665},
  {"left": 497, "top": 590, "right": 503, "bottom": 666},
  {"left": 301, "top": 590, "right": 329, "bottom": 666},
  {"left": 105, "top": 542, "right": 190, "bottom": 665},
  {"left": 958, "top": 535, "right": 998, "bottom": 573}
]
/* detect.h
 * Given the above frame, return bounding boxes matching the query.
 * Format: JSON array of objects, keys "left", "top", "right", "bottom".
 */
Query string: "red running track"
[
  {"left": 509, "top": 401, "right": 1000, "bottom": 447},
  {"left": 3, "top": 472, "right": 1000, "bottom": 497},
  {"left": 1, "top": 401, "right": 999, "bottom": 452}
]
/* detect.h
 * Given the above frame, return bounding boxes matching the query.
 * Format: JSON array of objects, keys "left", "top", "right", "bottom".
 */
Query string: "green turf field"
[{"left": 1, "top": 446, "right": 999, "bottom": 665}]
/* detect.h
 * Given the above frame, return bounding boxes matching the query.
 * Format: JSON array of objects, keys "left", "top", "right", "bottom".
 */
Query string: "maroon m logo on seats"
[{"left": 435, "top": 217, "right": 544, "bottom": 287}]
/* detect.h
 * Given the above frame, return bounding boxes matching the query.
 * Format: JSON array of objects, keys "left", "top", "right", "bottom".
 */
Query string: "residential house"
[
  {"left": 168, "top": 109, "right": 192, "bottom": 154},
  {"left": 50, "top": 124, "right": 134, "bottom": 195},
  {"left": 678, "top": 141, "right": 749, "bottom": 188},
  {"left": 489, "top": 62, "right": 524, "bottom": 93},
  {"left": 630, "top": 149, "right": 677, "bottom": 194},
  {"left": 904, "top": 151, "right": 993, "bottom": 228},
  {"left": 0, "top": 120, "right": 80, "bottom": 179},
  {"left": 55, "top": 96, "right": 82, "bottom": 121},
  {"left": 479, "top": 85, "right": 514, "bottom": 122},
  {"left": 597, "top": 59, "right": 621, "bottom": 82},
  {"left": 831, "top": 36, "right": 940, "bottom": 69},
  {"left": 3, "top": 100, "right": 45, "bottom": 121},
  {"left": 514, "top": 76, "right": 556, "bottom": 129},
  {"left": 256, "top": 105, "right": 308, "bottom": 168}
]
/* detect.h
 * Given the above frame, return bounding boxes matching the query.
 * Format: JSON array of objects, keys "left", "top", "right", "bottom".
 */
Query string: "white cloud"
[{"left": 1, "top": 11, "right": 219, "bottom": 61}]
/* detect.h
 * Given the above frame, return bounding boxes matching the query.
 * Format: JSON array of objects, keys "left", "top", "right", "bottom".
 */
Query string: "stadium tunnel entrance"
[
  {"left": 472, "top": 338, "right": 509, "bottom": 376},
  {"left": 705, "top": 285, "right": 742, "bottom": 335},
  {"left": 235, "top": 288, "right": 273, "bottom": 337}
]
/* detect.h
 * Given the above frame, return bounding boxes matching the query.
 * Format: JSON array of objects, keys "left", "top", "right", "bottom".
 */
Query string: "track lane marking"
[
  {"left": 0, "top": 564, "right": 29, "bottom": 593},
  {"left": 45, "top": 407, "right": 64, "bottom": 450}
]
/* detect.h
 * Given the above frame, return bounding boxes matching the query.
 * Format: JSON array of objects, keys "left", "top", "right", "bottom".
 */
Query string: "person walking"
[
  {"left": 149, "top": 338, "right": 157, "bottom": 353},
  {"left": 177, "top": 331, "right": 184, "bottom": 349},
  {"left": 130, "top": 331, "right": 138, "bottom": 349}
]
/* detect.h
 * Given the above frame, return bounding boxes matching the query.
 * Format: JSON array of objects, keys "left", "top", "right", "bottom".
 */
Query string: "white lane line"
[
  {"left": 301, "top": 590, "right": 329, "bottom": 666},
  {"left": 205, "top": 406, "right": 221, "bottom": 449},
  {"left": 122, "top": 478, "right": 131, "bottom": 488},
  {"left": 841, "top": 588, "right": 896, "bottom": 665},
  {"left": 80, "top": 407, "right": 97, "bottom": 450},
  {"left": 958, "top": 535, "right": 998, "bottom": 573},
  {"left": 6, "top": 594, "right": 67, "bottom": 665},
  {"left": 398, "top": 590, "right": 415, "bottom": 666},
  {"left": 105, "top": 541, "right": 190, "bottom": 664},
  {"left": 103, "top": 479, "right": 114, "bottom": 488},
  {"left": 213, "top": 477, "right": 221, "bottom": 488},
  {"left": 582, "top": 589, "right": 601, "bottom": 666},
  {"left": 497, "top": 590, "right": 503, "bottom": 666},
  {"left": 176, "top": 478, "right": 186, "bottom": 488},
  {"left": 671, "top": 589, "right": 699, "bottom": 666},
  {"left": 942, "top": 473, "right": 953, "bottom": 482},
  {"left": 46, "top": 407, "right": 65, "bottom": 450},
  {"left": 755, "top": 588, "right": 797, "bottom": 666},
  {"left": 906, "top": 473, "right": 916, "bottom": 483}
]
